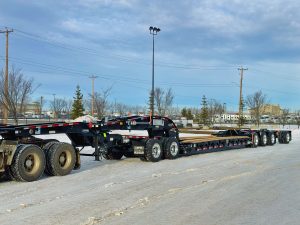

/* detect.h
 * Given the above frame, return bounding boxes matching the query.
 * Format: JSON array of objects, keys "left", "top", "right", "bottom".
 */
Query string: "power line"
[
  {"left": 13, "top": 28, "right": 238, "bottom": 70},
  {"left": 1, "top": 54, "right": 298, "bottom": 98},
  {"left": 0, "top": 54, "right": 238, "bottom": 88}
]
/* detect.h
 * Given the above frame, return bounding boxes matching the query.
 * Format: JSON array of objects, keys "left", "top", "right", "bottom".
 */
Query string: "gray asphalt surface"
[{"left": 0, "top": 130, "right": 299, "bottom": 225}]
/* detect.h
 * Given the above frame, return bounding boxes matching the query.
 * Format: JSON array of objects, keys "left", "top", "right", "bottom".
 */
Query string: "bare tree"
[
  {"left": 279, "top": 108, "right": 290, "bottom": 127},
  {"left": 246, "top": 91, "right": 267, "bottom": 127},
  {"left": 154, "top": 87, "right": 164, "bottom": 115},
  {"left": 130, "top": 105, "right": 141, "bottom": 115},
  {"left": 116, "top": 103, "right": 129, "bottom": 116},
  {"left": 50, "top": 98, "right": 67, "bottom": 119},
  {"left": 164, "top": 88, "right": 174, "bottom": 116},
  {"left": 208, "top": 99, "right": 224, "bottom": 124},
  {"left": 92, "top": 87, "right": 112, "bottom": 119},
  {"left": 154, "top": 87, "right": 174, "bottom": 116},
  {"left": 0, "top": 67, "right": 35, "bottom": 124},
  {"left": 65, "top": 99, "right": 73, "bottom": 119}
]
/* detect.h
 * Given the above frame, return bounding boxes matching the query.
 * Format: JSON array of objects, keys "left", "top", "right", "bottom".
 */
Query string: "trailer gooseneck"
[{"left": 0, "top": 116, "right": 292, "bottom": 182}]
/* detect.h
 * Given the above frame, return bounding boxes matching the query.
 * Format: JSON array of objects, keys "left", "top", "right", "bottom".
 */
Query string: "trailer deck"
[{"left": 180, "top": 135, "right": 249, "bottom": 143}]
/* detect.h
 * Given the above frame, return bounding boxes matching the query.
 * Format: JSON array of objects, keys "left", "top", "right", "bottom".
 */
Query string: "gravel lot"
[{"left": 0, "top": 130, "right": 299, "bottom": 225}]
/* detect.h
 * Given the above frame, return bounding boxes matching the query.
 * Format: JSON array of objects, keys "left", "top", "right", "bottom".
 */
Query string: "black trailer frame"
[{"left": 0, "top": 116, "right": 292, "bottom": 182}]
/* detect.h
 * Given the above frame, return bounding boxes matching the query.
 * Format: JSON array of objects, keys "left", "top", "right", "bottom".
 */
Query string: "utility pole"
[
  {"left": 238, "top": 66, "right": 248, "bottom": 127},
  {"left": 40, "top": 96, "right": 44, "bottom": 115},
  {"left": 89, "top": 75, "right": 98, "bottom": 116},
  {"left": 0, "top": 28, "right": 13, "bottom": 124}
]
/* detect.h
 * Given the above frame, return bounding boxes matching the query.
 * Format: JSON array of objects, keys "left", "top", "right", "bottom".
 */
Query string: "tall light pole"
[{"left": 149, "top": 26, "right": 160, "bottom": 120}]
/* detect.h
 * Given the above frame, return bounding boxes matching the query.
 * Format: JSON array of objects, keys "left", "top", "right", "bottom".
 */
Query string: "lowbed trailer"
[{"left": 0, "top": 116, "right": 292, "bottom": 182}]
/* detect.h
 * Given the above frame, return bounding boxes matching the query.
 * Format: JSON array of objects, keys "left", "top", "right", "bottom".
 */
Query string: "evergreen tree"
[
  {"left": 181, "top": 108, "right": 187, "bottom": 117},
  {"left": 187, "top": 109, "right": 193, "bottom": 120},
  {"left": 71, "top": 85, "right": 84, "bottom": 119},
  {"left": 200, "top": 95, "right": 209, "bottom": 126}
]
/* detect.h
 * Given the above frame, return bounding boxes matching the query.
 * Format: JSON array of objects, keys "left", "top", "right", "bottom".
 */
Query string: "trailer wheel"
[
  {"left": 11, "top": 144, "right": 46, "bottom": 182},
  {"left": 103, "top": 150, "right": 123, "bottom": 160},
  {"left": 46, "top": 143, "right": 76, "bottom": 176},
  {"left": 42, "top": 141, "right": 59, "bottom": 175},
  {"left": 145, "top": 139, "right": 162, "bottom": 162},
  {"left": 267, "top": 133, "right": 276, "bottom": 145},
  {"left": 284, "top": 132, "right": 291, "bottom": 144},
  {"left": 259, "top": 132, "right": 267, "bottom": 146},
  {"left": 124, "top": 152, "right": 134, "bottom": 158},
  {"left": 0, "top": 172, "right": 5, "bottom": 180},
  {"left": 252, "top": 133, "right": 259, "bottom": 148},
  {"left": 278, "top": 132, "right": 284, "bottom": 143},
  {"left": 4, "top": 166, "right": 16, "bottom": 181},
  {"left": 163, "top": 137, "right": 179, "bottom": 160},
  {"left": 140, "top": 156, "right": 147, "bottom": 161}
]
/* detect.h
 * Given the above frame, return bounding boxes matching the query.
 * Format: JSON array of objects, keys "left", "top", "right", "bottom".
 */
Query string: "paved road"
[{"left": 0, "top": 131, "right": 299, "bottom": 225}]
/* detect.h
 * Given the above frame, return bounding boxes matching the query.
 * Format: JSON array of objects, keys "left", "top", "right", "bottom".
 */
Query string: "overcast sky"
[{"left": 0, "top": 0, "right": 299, "bottom": 111}]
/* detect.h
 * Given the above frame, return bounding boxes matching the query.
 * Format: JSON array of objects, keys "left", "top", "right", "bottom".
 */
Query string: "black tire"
[
  {"left": 0, "top": 172, "right": 5, "bottom": 180},
  {"left": 124, "top": 152, "right": 134, "bottom": 158},
  {"left": 284, "top": 132, "right": 291, "bottom": 144},
  {"left": 278, "top": 132, "right": 283, "bottom": 143},
  {"left": 42, "top": 141, "right": 59, "bottom": 175},
  {"left": 140, "top": 156, "right": 147, "bottom": 161},
  {"left": 103, "top": 150, "right": 123, "bottom": 160},
  {"left": 4, "top": 166, "right": 16, "bottom": 181},
  {"left": 145, "top": 139, "right": 162, "bottom": 162},
  {"left": 267, "top": 133, "right": 276, "bottom": 145},
  {"left": 10, "top": 144, "right": 46, "bottom": 182},
  {"left": 46, "top": 142, "right": 76, "bottom": 176},
  {"left": 163, "top": 137, "right": 179, "bottom": 160},
  {"left": 259, "top": 132, "right": 267, "bottom": 146},
  {"left": 251, "top": 133, "right": 259, "bottom": 148}
]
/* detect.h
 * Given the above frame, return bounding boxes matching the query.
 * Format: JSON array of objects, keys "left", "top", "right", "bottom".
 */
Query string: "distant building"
[
  {"left": 24, "top": 102, "right": 40, "bottom": 115},
  {"left": 261, "top": 104, "right": 282, "bottom": 116}
]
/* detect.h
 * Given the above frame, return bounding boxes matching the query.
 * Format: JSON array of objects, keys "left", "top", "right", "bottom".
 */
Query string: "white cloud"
[
  {"left": 174, "top": 0, "right": 300, "bottom": 40},
  {"left": 60, "top": 17, "right": 146, "bottom": 39},
  {"left": 61, "top": 18, "right": 83, "bottom": 33},
  {"left": 77, "top": 0, "right": 137, "bottom": 8}
]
